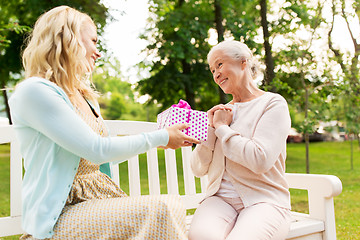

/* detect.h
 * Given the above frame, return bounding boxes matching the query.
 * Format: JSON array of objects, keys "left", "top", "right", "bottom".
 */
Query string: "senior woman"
[{"left": 188, "top": 40, "right": 292, "bottom": 240}]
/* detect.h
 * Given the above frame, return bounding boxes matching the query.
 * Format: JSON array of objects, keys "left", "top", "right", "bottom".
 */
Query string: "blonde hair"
[
  {"left": 207, "top": 40, "right": 259, "bottom": 80},
  {"left": 22, "top": 5, "right": 99, "bottom": 101}
]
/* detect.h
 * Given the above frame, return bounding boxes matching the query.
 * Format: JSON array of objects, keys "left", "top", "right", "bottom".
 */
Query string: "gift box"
[{"left": 157, "top": 100, "right": 209, "bottom": 142}]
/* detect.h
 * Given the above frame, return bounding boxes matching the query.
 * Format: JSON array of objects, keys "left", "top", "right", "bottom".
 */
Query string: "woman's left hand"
[
  {"left": 213, "top": 109, "right": 233, "bottom": 129},
  {"left": 208, "top": 104, "right": 232, "bottom": 128}
]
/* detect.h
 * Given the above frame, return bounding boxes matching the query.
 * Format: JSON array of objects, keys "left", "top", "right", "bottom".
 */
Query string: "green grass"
[
  {"left": 0, "top": 144, "right": 10, "bottom": 217},
  {"left": 286, "top": 141, "right": 360, "bottom": 240},
  {"left": 1, "top": 141, "right": 360, "bottom": 239}
]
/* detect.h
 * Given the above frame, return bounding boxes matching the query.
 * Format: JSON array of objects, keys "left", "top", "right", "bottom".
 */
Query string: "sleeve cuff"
[
  {"left": 146, "top": 129, "right": 169, "bottom": 148},
  {"left": 156, "top": 129, "right": 169, "bottom": 146},
  {"left": 214, "top": 125, "right": 233, "bottom": 140}
]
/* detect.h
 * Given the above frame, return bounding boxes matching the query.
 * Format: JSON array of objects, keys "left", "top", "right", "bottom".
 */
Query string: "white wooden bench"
[{"left": 0, "top": 120, "right": 343, "bottom": 239}]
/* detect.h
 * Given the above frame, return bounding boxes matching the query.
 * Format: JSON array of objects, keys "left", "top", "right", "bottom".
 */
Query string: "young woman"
[{"left": 10, "top": 5, "right": 198, "bottom": 239}]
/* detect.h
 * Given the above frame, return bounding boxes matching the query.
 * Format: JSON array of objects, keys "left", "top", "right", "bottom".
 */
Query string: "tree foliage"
[
  {"left": 137, "top": 0, "right": 217, "bottom": 111},
  {"left": 136, "top": 0, "right": 335, "bottom": 113},
  {"left": 92, "top": 59, "right": 161, "bottom": 121},
  {"left": 138, "top": 0, "right": 274, "bottom": 111},
  {"left": 328, "top": 0, "right": 360, "bottom": 141}
]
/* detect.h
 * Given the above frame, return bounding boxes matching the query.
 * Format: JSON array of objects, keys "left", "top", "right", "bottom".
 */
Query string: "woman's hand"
[
  {"left": 213, "top": 109, "right": 233, "bottom": 129},
  {"left": 207, "top": 104, "right": 233, "bottom": 128},
  {"left": 163, "top": 123, "right": 200, "bottom": 149}
]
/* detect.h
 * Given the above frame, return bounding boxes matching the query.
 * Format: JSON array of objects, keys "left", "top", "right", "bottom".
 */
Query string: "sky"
[{"left": 101, "top": 0, "right": 150, "bottom": 84}]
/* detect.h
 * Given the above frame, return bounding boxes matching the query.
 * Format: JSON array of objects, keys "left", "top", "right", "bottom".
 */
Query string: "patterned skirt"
[
  {"left": 20, "top": 170, "right": 187, "bottom": 240},
  {"left": 51, "top": 194, "right": 187, "bottom": 240}
]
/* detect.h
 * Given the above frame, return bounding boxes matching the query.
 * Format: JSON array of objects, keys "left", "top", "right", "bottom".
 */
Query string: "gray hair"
[{"left": 207, "top": 40, "right": 259, "bottom": 79}]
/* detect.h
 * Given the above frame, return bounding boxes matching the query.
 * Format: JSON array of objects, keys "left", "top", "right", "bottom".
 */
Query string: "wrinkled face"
[
  {"left": 208, "top": 50, "right": 245, "bottom": 95},
  {"left": 80, "top": 22, "right": 100, "bottom": 71}
]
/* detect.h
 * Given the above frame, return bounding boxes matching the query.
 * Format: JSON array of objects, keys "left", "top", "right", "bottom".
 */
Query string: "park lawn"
[
  {"left": 0, "top": 141, "right": 359, "bottom": 239},
  {"left": 286, "top": 141, "right": 360, "bottom": 240}
]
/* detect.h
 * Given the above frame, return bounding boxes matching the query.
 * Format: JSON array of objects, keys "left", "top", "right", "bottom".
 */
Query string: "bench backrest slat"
[
  {"left": 164, "top": 149, "right": 179, "bottom": 195},
  {"left": 147, "top": 148, "right": 161, "bottom": 195},
  {"left": 10, "top": 139, "right": 22, "bottom": 217},
  {"left": 128, "top": 155, "right": 141, "bottom": 196},
  {"left": 181, "top": 146, "right": 196, "bottom": 195},
  {"left": 0, "top": 126, "right": 22, "bottom": 217}
]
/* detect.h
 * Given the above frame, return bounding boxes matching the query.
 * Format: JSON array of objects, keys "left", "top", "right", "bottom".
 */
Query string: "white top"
[{"left": 191, "top": 92, "right": 291, "bottom": 209}]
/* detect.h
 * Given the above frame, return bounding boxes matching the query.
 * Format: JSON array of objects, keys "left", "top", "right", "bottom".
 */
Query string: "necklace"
[
  {"left": 74, "top": 106, "right": 106, "bottom": 137},
  {"left": 73, "top": 97, "right": 107, "bottom": 137}
]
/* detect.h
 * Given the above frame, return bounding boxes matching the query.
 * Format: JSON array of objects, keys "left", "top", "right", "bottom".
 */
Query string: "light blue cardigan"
[{"left": 9, "top": 77, "right": 169, "bottom": 239}]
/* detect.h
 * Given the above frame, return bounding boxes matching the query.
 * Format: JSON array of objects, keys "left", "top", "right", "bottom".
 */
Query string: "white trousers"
[{"left": 188, "top": 195, "right": 291, "bottom": 240}]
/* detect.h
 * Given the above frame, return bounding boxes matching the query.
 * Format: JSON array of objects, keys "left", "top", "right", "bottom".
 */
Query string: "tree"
[
  {"left": 0, "top": 19, "right": 30, "bottom": 123},
  {"left": 259, "top": 0, "right": 275, "bottom": 87},
  {"left": 270, "top": 0, "right": 335, "bottom": 173},
  {"left": 326, "top": 0, "right": 360, "bottom": 169},
  {"left": 137, "top": 0, "right": 217, "bottom": 111},
  {"left": 0, "top": 0, "right": 109, "bottom": 123},
  {"left": 213, "top": 0, "right": 227, "bottom": 103},
  {"left": 92, "top": 59, "right": 161, "bottom": 121},
  {"left": 328, "top": 0, "right": 360, "bottom": 147}
]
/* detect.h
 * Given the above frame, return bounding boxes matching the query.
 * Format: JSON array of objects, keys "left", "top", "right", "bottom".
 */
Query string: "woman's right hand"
[
  {"left": 207, "top": 104, "right": 233, "bottom": 128},
  {"left": 163, "top": 123, "right": 200, "bottom": 149}
]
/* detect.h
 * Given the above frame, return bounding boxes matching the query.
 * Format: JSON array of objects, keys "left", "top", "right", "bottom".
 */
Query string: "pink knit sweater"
[{"left": 191, "top": 92, "right": 291, "bottom": 209}]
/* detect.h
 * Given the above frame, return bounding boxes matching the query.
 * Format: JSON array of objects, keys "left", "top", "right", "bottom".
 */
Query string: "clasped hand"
[{"left": 207, "top": 104, "right": 233, "bottom": 129}]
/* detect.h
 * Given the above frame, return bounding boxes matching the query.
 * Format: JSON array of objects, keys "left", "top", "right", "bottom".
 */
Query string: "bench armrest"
[{"left": 285, "top": 173, "right": 342, "bottom": 240}]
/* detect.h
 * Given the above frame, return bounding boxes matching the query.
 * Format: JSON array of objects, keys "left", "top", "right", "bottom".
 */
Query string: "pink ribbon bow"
[
  {"left": 172, "top": 99, "right": 191, "bottom": 109},
  {"left": 172, "top": 99, "right": 192, "bottom": 135}
]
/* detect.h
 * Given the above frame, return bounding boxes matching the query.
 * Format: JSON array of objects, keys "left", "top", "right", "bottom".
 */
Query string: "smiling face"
[
  {"left": 208, "top": 50, "right": 246, "bottom": 96},
  {"left": 80, "top": 21, "right": 101, "bottom": 71}
]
